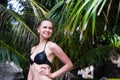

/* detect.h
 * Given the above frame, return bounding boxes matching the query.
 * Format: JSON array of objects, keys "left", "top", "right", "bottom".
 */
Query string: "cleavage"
[{"left": 30, "top": 50, "right": 44, "bottom": 61}]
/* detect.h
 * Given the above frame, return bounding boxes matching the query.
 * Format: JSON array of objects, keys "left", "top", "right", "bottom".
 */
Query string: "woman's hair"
[{"left": 37, "top": 19, "right": 53, "bottom": 27}]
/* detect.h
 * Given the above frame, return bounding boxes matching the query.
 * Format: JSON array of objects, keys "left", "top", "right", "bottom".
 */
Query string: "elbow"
[
  {"left": 68, "top": 62, "right": 73, "bottom": 70},
  {"left": 71, "top": 62, "right": 73, "bottom": 69}
]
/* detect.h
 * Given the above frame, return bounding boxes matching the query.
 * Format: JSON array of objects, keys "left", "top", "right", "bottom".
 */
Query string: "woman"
[{"left": 27, "top": 19, "right": 73, "bottom": 80}]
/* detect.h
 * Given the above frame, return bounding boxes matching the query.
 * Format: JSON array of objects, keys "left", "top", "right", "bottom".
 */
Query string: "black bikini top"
[{"left": 29, "top": 42, "right": 52, "bottom": 67}]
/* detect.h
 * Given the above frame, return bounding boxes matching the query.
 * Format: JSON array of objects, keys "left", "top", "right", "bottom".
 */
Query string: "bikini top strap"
[{"left": 44, "top": 41, "right": 48, "bottom": 51}]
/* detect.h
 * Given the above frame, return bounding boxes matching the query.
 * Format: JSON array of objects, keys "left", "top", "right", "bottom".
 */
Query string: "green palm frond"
[
  {"left": 47, "top": 1, "right": 64, "bottom": 25},
  {"left": 28, "top": 0, "right": 48, "bottom": 22},
  {"left": 78, "top": 45, "right": 110, "bottom": 67},
  {"left": 0, "top": 3, "right": 38, "bottom": 66},
  {"left": 46, "top": 0, "right": 107, "bottom": 42},
  {"left": 0, "top": 41, "right": 28, "bottom": 66},
  {"left": 0, "top": 4, "right": 38, "bottom": 50}
]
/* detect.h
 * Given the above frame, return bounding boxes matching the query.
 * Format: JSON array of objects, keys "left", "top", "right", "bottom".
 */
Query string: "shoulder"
[
  {"left": 47, "top": 41, "right": 63, "bottom": 53},
  {"left": 47, "top": 41, "right": 58, "bottom": 49},
  {"left": 47, "top": 41, "right": 57, "bottom": 47}
]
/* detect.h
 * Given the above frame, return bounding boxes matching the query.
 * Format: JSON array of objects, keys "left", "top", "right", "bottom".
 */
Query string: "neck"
[{"left": 39, "top": 39, "right": 48, "bottom": 45}]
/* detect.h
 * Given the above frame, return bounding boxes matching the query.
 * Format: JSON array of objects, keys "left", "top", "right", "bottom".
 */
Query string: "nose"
[{"left": 46, "top": 28, "right": 50, "bottom": 32}]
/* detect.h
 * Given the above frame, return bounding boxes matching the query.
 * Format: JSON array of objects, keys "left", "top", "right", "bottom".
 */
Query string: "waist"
[
  {"left": 31, "top": 63, "right": 51, "bottom": 71},
  {"left": 31, "top": 64, "right": 52, "bottom": 80}
]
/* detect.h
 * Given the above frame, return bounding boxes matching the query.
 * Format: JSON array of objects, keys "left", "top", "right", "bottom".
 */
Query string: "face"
[{"left": 37, "top": 20, "right": 53, "bottom": 39}]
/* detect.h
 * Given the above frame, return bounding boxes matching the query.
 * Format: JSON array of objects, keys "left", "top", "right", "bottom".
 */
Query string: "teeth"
[
  {"left": 44, "top": 31, "right": 48, "bottom": 33},
  {"left": 44, "top": 32, "right": 49, "bottom": 35}
]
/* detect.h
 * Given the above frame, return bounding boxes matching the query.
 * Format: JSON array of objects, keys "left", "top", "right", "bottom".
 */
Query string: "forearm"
[{"left": 51, "top": 63, "right": 73, "bottom": 78}]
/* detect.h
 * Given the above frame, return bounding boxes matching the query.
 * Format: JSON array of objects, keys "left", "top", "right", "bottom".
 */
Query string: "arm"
[
  {"left": 27, "top": 47, "right": 34, "bottom": 80},
  {"left": 27, "top": 65, "right": 33, "bottom": 80},
  {"left": 50, "top": 42, "right": 73, "bottom": 78}
]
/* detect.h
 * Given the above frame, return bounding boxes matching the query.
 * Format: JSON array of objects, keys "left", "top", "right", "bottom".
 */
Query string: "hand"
[
  {"left": 38, "top": 68, "right": 53, "bottom": 79},
  {"left": 38, "top": 68, "right": 47, "bottom": 76}
]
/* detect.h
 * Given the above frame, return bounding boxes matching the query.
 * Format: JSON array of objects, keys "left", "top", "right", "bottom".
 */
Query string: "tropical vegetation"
[{"left": 0, "top": 0, "right": 120, "bottom": 79}]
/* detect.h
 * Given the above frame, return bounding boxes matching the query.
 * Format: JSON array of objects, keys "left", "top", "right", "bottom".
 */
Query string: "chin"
[{"left": 44, "top": 36, "right": 51, "bottom": 39}]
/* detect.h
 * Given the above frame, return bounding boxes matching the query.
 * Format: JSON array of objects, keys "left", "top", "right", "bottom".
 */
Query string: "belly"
[
  {"left": 31, "top": 64, "right": 52, "bottom": 80},
  {"left": 33, "top": 75, "right": 52, "bottom": 80}
]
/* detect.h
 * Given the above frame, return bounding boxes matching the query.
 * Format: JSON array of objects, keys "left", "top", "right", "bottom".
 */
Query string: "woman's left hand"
[{"left": 38, "top": 67, "right": 53, "bottom": 79}]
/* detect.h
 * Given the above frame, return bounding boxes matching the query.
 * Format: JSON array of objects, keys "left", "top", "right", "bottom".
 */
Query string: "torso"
[
  {"left": 30, "top": 50, "right": 52, "bottom": 67},
  {"left": 30, "top": 41, "right": 55, "bottom": 80},
  {"left": 31, "top": 64, "right": 52, "bottom": 80}
]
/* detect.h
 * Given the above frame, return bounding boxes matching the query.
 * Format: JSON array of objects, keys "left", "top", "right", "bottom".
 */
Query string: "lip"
[
  {"left": 44, "top": 32, "right": 50, "bottom": 35},
  {"left": 43, "top": 31, "right": 52, "bottom": 37}
]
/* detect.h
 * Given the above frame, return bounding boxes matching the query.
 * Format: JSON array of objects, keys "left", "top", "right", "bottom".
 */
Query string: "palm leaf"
[
  {"left": 78, "top": 45, "right": 110, "bottom": 67},
  {"left": 0, "top": 41, "right": 28, "bottom": 66},
  {"left": 28, "top": 0, "right": 48, "bottom": 22},
  {"left": 0, "top": 4, "right": 38, "bottom": 51}
]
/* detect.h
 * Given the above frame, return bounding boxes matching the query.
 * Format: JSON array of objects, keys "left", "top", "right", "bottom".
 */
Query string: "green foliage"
[{"left": 0, "top": 1, "right": 120, "bottom": 80}]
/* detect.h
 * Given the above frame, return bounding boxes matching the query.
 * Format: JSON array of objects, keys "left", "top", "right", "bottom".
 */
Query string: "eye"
[
  {"left": 49, "top": 27, "right": 53, "bottom": 30},
  {"left": 43, "top": 26, "right": 47, "bottom": 28}
]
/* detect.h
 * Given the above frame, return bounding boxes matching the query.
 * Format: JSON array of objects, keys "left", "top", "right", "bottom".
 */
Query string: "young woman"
[{"left": 27, "top": 19, "right": 73, "bottom": 80}]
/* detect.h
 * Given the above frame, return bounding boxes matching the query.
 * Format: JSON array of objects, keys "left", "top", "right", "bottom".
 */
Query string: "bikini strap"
[{"left": 44, "top": 41, "right": 48, "bottom": 51}]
